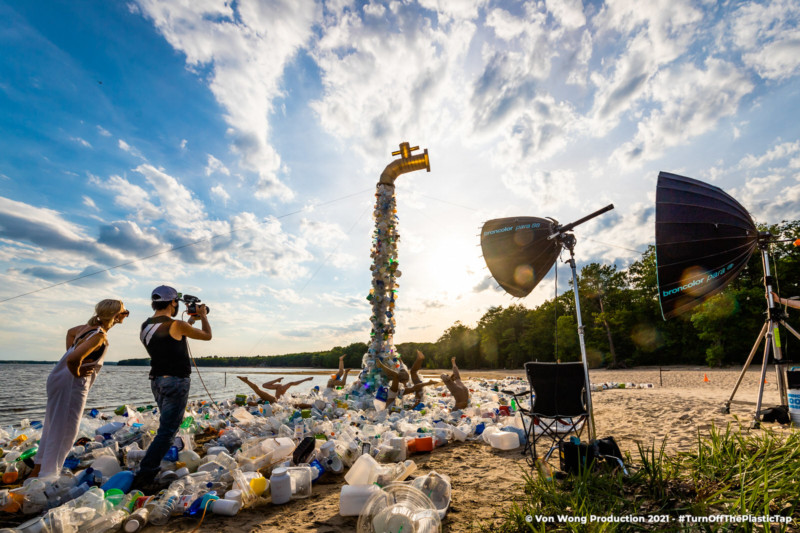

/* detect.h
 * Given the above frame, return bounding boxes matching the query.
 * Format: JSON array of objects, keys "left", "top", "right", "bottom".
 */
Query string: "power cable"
[{"left": 0, "top": 188, "right": 372, "bottom": 304}]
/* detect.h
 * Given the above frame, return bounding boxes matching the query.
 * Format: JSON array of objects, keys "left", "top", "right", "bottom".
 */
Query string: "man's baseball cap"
[{"left": 152, "top": 285, "right": 180, "bottom": 301}]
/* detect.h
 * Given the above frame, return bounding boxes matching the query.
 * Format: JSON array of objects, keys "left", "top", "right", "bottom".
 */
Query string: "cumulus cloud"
[
  {"left": 205, "top": 154, "right": 230, "bottom": 176},
  {"left": 610, "top": 58, "right": 754, "bottom": 168},
  {"left": 724, "top": 0, "right": 800, "bottom": 81},
  {"left": 210, "top": 184, "right": 230, "bottom": 204},
  {"left": 0, "top": 196, "right": 120, "bottom": 264},
  {"left": 97, "top": 220, "right": 162, "bottom": 256},
  {"left": 21, "top": 264, "right": 128, "bottom": 288},
  {"left": 310, "top": 1, "right": 477, "bottom": 160},
  {"left": 90, "top": 165, "right": 314, "bottom": 279},
  {"left": 299, "top": 218, "right": 347, "bottom": 249},
  {"left": 132, "top": 0, "right": 316, "bottom": 202}
]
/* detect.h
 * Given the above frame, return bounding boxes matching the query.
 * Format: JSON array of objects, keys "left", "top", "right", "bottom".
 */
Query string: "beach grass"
[{"left": 487, "top": 423, "right": 800, "bottom": 532}]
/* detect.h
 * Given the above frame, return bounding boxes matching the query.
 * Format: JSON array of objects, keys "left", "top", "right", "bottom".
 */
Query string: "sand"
[{"left": 115, "top": 366, "right": 800, "bottom": 532}]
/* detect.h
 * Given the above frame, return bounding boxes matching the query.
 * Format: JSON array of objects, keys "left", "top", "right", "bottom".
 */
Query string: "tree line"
[{"left": 119, "top": 220, "right": 799, "bottom": 370}]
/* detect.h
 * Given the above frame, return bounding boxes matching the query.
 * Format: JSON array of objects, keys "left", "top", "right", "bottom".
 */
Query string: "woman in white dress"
[{"left": 31, "top": 299, "right": 128, "bottom": 479}]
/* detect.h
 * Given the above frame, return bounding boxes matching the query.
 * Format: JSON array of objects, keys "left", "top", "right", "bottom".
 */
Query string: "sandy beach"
[{"left": 142, "top": 365, "right": 793, "bottom": 533}]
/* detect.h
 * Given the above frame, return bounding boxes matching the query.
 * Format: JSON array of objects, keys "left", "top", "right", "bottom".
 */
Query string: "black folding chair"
[{"left": 504, "top": 362, "right": 588, "bottom": 467}]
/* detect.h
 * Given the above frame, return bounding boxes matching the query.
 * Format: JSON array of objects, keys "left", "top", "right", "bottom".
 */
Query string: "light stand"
[
  {"left": 547, "top": 203, "right": 615, "bottom": 441},
  {"left": 724, "top": 232, "right": 800, "bottom": 428}
]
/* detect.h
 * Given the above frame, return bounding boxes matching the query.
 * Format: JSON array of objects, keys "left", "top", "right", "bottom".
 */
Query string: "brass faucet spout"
[{"left": 379, "top": 142, "right": 430, "bottom": 185}]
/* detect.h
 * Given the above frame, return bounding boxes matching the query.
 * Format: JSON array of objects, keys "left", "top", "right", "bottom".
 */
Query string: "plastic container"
[
  {"left": 344, "top": 453, "right": 379, "bottom": 485},
  {"left": 269, "top": 467, "right": 291, "bottom": 505},
  {"left": 91, "top": 455, "right": 122, "bottom": 479},
  {"left": 205, "top": 446, "right": 227, "bottom": 456},
  {"left": 263, "top": 438, "right": 294, "bottom": 461},
  {"left": 339, "top": 484, "right": 382, "bottom": 516},
  {"left": 101, "top": 471, "right": 134, "bottom": 493},
  {"left": 412, "top": 471, "right": 452, "bottom": 519},
  {"left": 414, "top": 436, "right": 433, "bottom": 452},
  {"left": 287, "top": 466, "right": 312, "bottom": 499},
  {"left": 231, "top": 469, "right": 257, "bottom": 508},
  {"left": 211, "top": 498, "right": 242, "bottom": 516},
  {"left": 487, "top": 431, "right": 520, "bottom": 450},
  {"left": 787, "top": 370, "right": 800, "bottom": 425},
  {"left": 122, "top": 507, "right": 149, "bottom": 533}
]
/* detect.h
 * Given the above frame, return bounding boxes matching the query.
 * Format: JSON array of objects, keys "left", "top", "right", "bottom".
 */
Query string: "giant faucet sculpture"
[{"left": 357, "top": 142, "right": 430, "bottom": 399}]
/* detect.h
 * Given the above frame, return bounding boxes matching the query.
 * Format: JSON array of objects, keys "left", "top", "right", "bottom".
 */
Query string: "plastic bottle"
[
  {"left": 147, "top": 480, "right": 184, "bottom": 526},
  {"left": 269, "top": 467, "right": 291, "bottom": 505},
  {"left": 81, "top": 508, "right": 129, "bottom": 533},
  {"left": 122, "top": 506, "right": 149, "bottom": 532}
]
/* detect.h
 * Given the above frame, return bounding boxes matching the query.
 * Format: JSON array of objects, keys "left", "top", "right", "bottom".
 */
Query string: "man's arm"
[{"left": 772, "top": 292, "right": 800, "bottom": 310}]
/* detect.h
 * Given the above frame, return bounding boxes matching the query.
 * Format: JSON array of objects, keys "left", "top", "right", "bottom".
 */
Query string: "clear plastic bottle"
[
  {"left": 147, "top": 480, "right": 184, "bottom": 526},
  {"left": 81, "top": 508, "right": 129, "bottom": 533}
]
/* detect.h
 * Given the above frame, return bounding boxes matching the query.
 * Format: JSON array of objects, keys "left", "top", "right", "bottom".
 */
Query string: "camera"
[{"left": 181, "top": 294, "right": 210, "bottom": 316}]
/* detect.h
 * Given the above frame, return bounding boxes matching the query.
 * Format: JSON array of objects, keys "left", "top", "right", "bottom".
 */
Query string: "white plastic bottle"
[{"left": 269, "top": 467, "right": 291, "bottom": 505}]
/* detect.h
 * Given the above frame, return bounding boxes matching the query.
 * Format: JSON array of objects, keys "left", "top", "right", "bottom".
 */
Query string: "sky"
[{"left": 0, "top": 0, "right": 799, "bottom": 362}]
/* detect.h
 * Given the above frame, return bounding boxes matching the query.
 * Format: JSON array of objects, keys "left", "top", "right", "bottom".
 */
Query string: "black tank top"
[{"left": 140, "top": 316, "right": 191, "bottom": 378}]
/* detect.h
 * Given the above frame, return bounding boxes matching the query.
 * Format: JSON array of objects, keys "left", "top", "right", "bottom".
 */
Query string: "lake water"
[{"left": 0, "top": 364, "right": 333, "bottom": 427}]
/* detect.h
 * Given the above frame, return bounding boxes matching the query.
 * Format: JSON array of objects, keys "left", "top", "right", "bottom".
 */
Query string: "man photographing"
[{"left": 132, "top": 285, "right": 211, "bottom": 490}]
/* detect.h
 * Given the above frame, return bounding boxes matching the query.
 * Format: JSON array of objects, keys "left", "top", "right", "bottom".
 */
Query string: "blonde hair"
[{"left": 87, "top": 299, "right": 124, "bottom": 328}]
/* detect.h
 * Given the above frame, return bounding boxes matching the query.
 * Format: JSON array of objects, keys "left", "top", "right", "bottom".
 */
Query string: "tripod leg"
[
  {"left": 752, "top": 326, "right": 773, "bottom": 429},
  {"left": 725, "top": 322, "right": 768, "bottom": 413},
  {"left": 780, "top": 319, "right": 800, "bottom": 342}
]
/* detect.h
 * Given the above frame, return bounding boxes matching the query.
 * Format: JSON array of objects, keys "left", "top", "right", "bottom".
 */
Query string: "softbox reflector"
[
  {"left": 656, "top": 171, "right": 758, "bottom": 319},
  {"left": 481, "top": 216, "right": 560, "bottom": 298}
]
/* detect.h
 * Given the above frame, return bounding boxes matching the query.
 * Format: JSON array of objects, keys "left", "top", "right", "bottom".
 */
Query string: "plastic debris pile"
[
  {"left": 360, "top": 183, "right": 408, "bottom": 399},
  {"left": 0, "top": 377, "right": 531, "bottom": 532}
]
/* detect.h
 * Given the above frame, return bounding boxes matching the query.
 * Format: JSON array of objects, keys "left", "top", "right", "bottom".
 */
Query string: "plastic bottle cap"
[{"left": 124, "top": 519, "right": 141, "bottom": 532}]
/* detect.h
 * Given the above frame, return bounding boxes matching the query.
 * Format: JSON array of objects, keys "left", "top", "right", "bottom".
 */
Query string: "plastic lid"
[
  {"left": 272, "top": 467, "right": 288, "bottom": 477},
  {"left": 124, "top": 519, "right": 141, "bottom": 532}
]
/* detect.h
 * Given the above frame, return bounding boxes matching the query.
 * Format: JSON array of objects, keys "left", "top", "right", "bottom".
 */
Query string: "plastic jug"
[
  {"left": 487, "top": 430, "right": 520, "bottom": 450},
  {"left": 91, "top": 455, "right": 122, "bottom": 480},
  {"left": 344, "top": 453, "right": 379, "bottom": 485}
]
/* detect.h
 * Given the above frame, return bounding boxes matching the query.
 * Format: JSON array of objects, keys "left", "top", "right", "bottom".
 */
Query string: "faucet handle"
[{"left": 391, "top": 142, "right": 419, "bottom": 159}]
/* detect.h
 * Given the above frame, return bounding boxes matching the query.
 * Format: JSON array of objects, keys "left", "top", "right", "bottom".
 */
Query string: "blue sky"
[{"left": 1, "top": 0, "right": 799, "bottom": 362}]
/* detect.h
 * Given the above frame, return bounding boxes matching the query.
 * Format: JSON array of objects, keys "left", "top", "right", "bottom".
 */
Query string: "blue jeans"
[{"left": 138, "top": 376, "right": 190, "bottom": 477}]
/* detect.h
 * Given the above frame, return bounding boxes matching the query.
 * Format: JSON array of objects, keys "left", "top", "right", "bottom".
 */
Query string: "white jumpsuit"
[{"left": 35, "top": 328, "right": 105, "bottom": 479}]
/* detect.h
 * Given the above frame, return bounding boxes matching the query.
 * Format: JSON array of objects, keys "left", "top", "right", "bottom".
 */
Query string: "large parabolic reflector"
[
  {"left": 480, "top": 216, "right": 560, "bottom": 298},
  {"left": 656, "top": 171, "right": 758, "bottom": 319}
]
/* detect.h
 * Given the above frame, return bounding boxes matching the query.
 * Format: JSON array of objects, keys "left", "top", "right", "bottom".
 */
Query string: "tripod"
[
  {"left": 724, "top": 234, "right": 800, "bottom": 428},
  {"left": 546, "top": 204, "right": 615, "bottom": 441}
]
